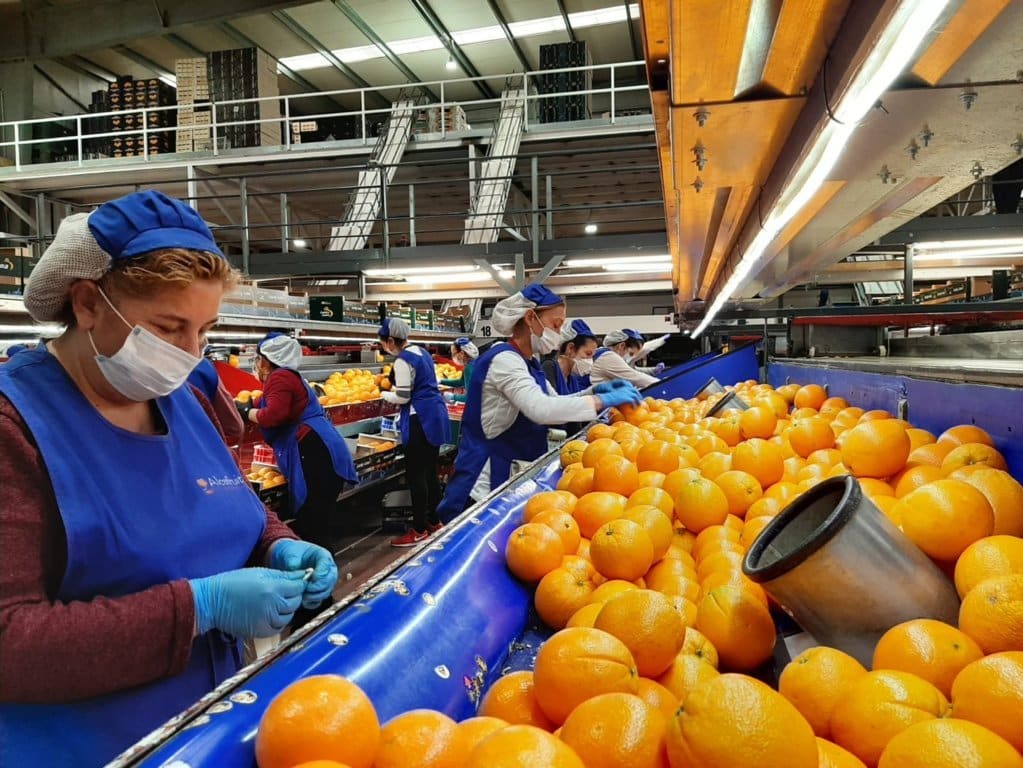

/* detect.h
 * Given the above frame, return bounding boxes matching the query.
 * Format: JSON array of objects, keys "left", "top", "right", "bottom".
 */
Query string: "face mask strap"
[{"left": 96, "top": 285, "right": 134, "bottom": 332}]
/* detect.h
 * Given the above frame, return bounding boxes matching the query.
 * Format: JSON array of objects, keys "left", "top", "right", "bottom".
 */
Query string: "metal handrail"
[{"left": 0, "top": 61, "right": 648, "bottom": 171}]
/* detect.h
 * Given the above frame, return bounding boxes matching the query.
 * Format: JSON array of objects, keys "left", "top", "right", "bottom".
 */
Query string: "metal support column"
[
  {"left": 545, "top": 174, "right": 553, "bottom": 240},
  {"left": 903, "top": 244, "right": 914, "bottom": 305},
  {"left": 474, "top": 257, "right": 516, "bottom": 293},
  {"left": 0, "top": 190, "right": 36, "bottom": 230},
  {"left": 186, "top": 165, "right": 198, "bottom": 210},
  {"left": 34, "top": 193, "right": 49, "bottom": 258},
  {"left": 239, "top": 177, "right": 249, "bottom": 274},
  {"left": 531, "top": 155, "right": 540, "bottom": 262},
  {"left": 515, "top": 253, "right": 525, "bottom": 289},
  {"left": 535, "top": 254, "right": 564, "bottom": 285},
  {"left": 280, "top": 193, "right": 290, "bottom": 253},
  {"left": 380, "top": 170, "right": 390, "bottom": 261},
  {"left": 408, "top": 184, "right": 416, "bottom": 246}
]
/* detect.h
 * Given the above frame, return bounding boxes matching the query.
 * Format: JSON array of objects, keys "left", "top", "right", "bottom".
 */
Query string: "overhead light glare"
[
  {"left": 446, "top": 53, "right": 457, "bottom": 71},
  {"left": 584, "top": 223, "right": 598, "bottom": 234},
  {"left": 564, "top": 254, "right": 671, "bottom": 268},
  {"left": 602, "top": 265, "right": 671, "bottom": 274},
  {"left": 691, "top": 0, "right": 953, "bottom": 338},
  {"left": 159, "top": 74, "right": 177, "bottom": 88},
  {"left": 364, "top": 265, "right": 479, "bottom": 277},
  {"left": 914, "top": 247, "right": 1023, "bottom": 262},
  {"left": 914, "top": 237, "right": 1023, "bottom": 253},
  {"left": 293, "top": 238, "right": 308, "bottom": 248}
]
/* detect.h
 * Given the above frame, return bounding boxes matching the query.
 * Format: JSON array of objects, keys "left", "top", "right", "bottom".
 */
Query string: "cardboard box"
[{"left": 309, "top": 296, "right": 345, "bottom": 322}]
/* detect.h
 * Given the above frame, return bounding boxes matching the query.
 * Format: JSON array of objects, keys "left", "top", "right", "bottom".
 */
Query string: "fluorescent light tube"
[
  {"left": 565, "top": 254, "right": 672, "bottom": 268},
  {"left": 914, "top": 237, "right": 1023, "bottom": 252},
  {"left": 602, "top": 265, "right": 671, "bottom": 274},
  {"left": 364, "top": 265, "right": 479, "bottom": 277}
]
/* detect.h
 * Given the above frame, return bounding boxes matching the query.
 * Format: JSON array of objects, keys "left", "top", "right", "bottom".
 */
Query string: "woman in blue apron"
[
  {"left": 436, "top": 284, "right": 643, "bottom": 523},
  {"left": 0, "top": 190, "right": 337, "bottom": 768},
  {"left": 439, "top": 336, "right": 478, "bottom": 404},
  {"left": 240, "top": 333, "right": 358, "bottom": 549},
  {"left": 378, "top": 318, "right": 451, "bottom": 546},
  {"left": 590, "top": 328, "right": 661, "bottom": 388},
  {"left": 187, "top": 345, "right": 245, "bottom": 444},
  {"left": 542, "top": 318, "right": 599, "bottom": 437}
]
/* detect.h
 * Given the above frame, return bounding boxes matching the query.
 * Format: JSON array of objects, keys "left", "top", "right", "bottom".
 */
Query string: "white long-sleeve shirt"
[
  {"left": 589, "top": 349, "right": 660, "bottom": 388},
  {"left": 381, "top": 347, "right": 428, "bottom": 414},
  {"left": 471, "top": 348, "right": 597, "bottom": 501}
]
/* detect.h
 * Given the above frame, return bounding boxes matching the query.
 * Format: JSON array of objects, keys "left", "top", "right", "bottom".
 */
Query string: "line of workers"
[{"left": 0, "top": 189, "right": 669, "bottom": 768}]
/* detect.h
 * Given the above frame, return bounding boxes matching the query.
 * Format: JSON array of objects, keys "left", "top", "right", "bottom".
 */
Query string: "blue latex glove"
[
  {"left": 443, "top": 391, "right": 456, "bottom": 404},
  {"left": 653, "top": 363, "right": 666, "bottom": 375},
  {"left": 593, "top": 380, "right": 631, "bottom": 394},
  {"left": 190, "top": 568, "right": 307, "bottom": 638},
  {"left": 599, "top": 383, "right": 643, "bottom": 409},
  {"left": 270, "top": 539, "right": 339, "bottom": 609}
]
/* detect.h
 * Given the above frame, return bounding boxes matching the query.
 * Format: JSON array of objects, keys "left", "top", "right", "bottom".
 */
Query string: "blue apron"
[
  {"left": 0, "top": 346, "right": 267, "bottom": 767},
  {"left": 550, "top": 359, "right": 588, "bottom": 396},
  {"left": 397, "top": 345, "right": 450, "bottom": 447},
  {"left": 436, "top": 343, "right": 548, "bottom": 522},
  {"left": 258, "top": 368, "right": 357, "bottom": 513},
  {"left": 185, "top": 357, "right": 220, "bottom": 403}
]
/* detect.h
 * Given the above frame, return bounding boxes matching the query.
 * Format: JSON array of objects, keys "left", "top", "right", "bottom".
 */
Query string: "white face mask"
[
  {"left": 573, "top": 358, "right": 593, "bottom": 376},
  {"left": 527, "top": 312, "right": 561, "bottom": 355},
  {"left": 89, "top": 288, "right": 200, "bottom": 402}
]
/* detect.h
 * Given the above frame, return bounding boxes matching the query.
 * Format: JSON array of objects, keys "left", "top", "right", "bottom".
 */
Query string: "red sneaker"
[
  {"left": 391, "top": 528, "right": 428, "bottom": 548},
  {"left": 427, "top": 521, "right": 444, "bottom": 534}
]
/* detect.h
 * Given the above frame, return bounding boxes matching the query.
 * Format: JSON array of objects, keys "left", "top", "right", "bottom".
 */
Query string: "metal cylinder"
[{"left": 695, "top": 377, "right": 726, "bottom": 400}]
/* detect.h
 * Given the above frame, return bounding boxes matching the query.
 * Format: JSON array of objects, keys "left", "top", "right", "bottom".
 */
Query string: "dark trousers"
[
  {"left": 406, "top": 415, "right": 441, "bottom": 531},
  {"left": 290, "top": 430, "right": 345, "bottom": 550}
]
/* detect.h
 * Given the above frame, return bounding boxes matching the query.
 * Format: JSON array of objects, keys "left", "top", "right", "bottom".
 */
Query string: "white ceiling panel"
[
  {"left": 432, "top": 0, "right": 503, "bottom": 32},
  {"left": 277, "top": 3, "right": 371, "bottom": 51},
  {"left": 168, "top": 27, "right": 244, "bottom": 56},
  {"left": 230, "top": 15, "right": 313, "bottom": 59}
]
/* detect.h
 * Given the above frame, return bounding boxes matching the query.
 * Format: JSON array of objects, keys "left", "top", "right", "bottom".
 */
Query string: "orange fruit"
[
  {"left": 819, "top": 396, "right": 849, "bottom": 414},
  {"left": 694, "top": 549, "right": 745, "bottom": 581},
  {"left": 292, "top": 762, "right": 354, "bottom": 768},
  {"left": 467, "top": 724, "right": 584, "bottom": 768},
  {"left": 635, "top": 677, "right": 680, "bottom": 718},
  {"left": 583, "top": 438, "right": 625, "bottom": 468},
  {"left": 562, "top": 553, "right": 595, "bottom": 578},
  {"left": 694, "top": 585, "right": 775, "bottom": 671},
  {"left": 817, "top": 738, "right": 868, "bottom": 768},
  {"left": 709, "top": 416, "right": 743, "bottom": 448},
  {"left": 950, "top": 651, "right": 1023, "bottom": 752},
  {"left": 566, "top": 601, "right": 604, "bottom": 628},
  {"left": 763, "top": 480, "right": 803, "bottom": 505},
  {"left": 713, "top": 470, "right": 763, "bottom": 518},
  {"left": 560, "top": 440, "right": 588, "bottom": 468},
  {"left": 590, "top": 519, "right": 656, "bottom": 582},
  {"left": 756, "top": 392, "right": 791, "bottom": 419},
  {"left": 637, "top": 470, "right": 667, "bottom": 488},
  {"left": 794, "top": 384, "right": 828, "bottom": 411},
  {"left": 589, "top": 579, "right": 641, "bottom": 604},
  {"left": 722, "top": 513, "right": 744, "bottom": 533},
  {"left": 255, "top": 675, "right": 380, "bottom": 768},
  {"left": 617, "top": 438, "right": 644, "bottom": 462},
  {"left": 573, "top": 492, "right": 627, "bottom": 538},
  {"left": 906, "top": 441, "right": 954, "bottom": 469},
  {"left": 857, "top": 478, "right": 895, "bottom": 500},
  {"left": 479, "top": 671, "right": 555, "bottom": 730},
  {"left": 662, "top": 468, "right": 702, "bottom": 499},
  {"left": 627, "top": 486, "right": 675, "bottom": 517},
  {"left": 697, "top": 451, "right": 733, "bottom": 481},
  {"left": 732, "top": 438, "right": 785, "bottom": 488},
  {"left": 532, "top": 627, "right": 639, "bottom": 724},
  {"left": 592, "top": 453, "right": 641, "bottom": 496},
  {"left": 954, "top": 535, "right": 1023, "bottom": 598},
  {"left": 953, "top": 468, "right": 1023, "bottom": 536},
  {"left": 872, "top": 619, "right": 984, "bottom": 697},
  {"left": 857, "top": 409, "right": 892, "bottom": 422},
  {"left": 636, "top": 440, "right": 683, "bottom": 475},
  {"left": 839, "top": 421, "right": 910, "bottom": 479},
  {"left": 836, "top": 406, "right": 865, "bottom": 422},
  {"left": 776, "top": 383, "right": 800, "bottom": 404},
  {"left": 740, "top": 515, "right": 774, "bottom": 549},
  {"left": 523, "top": 490, "right": 577, "bottom": 522},
  {"left": 877, "top": 718, "right": 1023, "bottom": 768},
  {"left": 807, "top": 448, "right": 843, "bottom": 468},
  {"left": 532, "top": 509, "right": 582, "bottom": 556},
  {"left": 691, "top": 524, "right": 740, "bottom": 560},
  {"left": 829, "top": 670, "right": 949, "bottom": 766},
  {"left": 458, "top": 717, "right": 508, "bottom": 753},
  {"left": 674, "top": 477, "right": 729, "bottom": 533},
  {"left": 788, "top": 418, "right": 836, "bottom": 458},
  {"left": 623, "top": 505, "right": 674, "bottom": 561},
  {"left": 679, "top": 625, "right": 720, "bottom": 668},
  {"left": 643, "top": 559, "right": 701, "bottom": 601},
  {"left": 505, "top": 523, "right": 565, "bottom": 583},
  {"left": 665, "top": 673, "right": 819, "bottom": 768},
  {"left": 938, "top": 424, "right": 995, "bottom": 447},
  {"left": 587, "top": 423, "right": 615, "bottom": 441},
  {"left": 690, "top": 432, "right": 729, "bottom": 457},
  {"left": 873, "top": 495, "right": 904, "bottom": 527},
  {"left": 941, "top": 443, "right": 1008, "bottom": 475},
  {"left": 739, "top": 405, "right": 778, "bottom": 440},
  {"left": 374, "top": 709, "right": 468, "bottom": 768},
  {"left": 778, "top": 646, "right": 867, "bottom": 739},
  {"left": 559, "top": 693, "right": 668, "bottom": 768},
  {"left": 899, "top": 479, "right": 994, "bottom": 561},
  {"left": 594, "top": 589, "right": 687, "bottom": 677},
  {"left": 558, "top": 466, "right": 595, "bottom": 496},
  {"left": 667, "top": 594, "right": 698, "bottom": 627},
  {"left": 534, "top": 567, "right": 597, "bottom": 629},
  {"left": 746, "top": 496, "right": 782, "bottom": 520},
  {"left": 655, "top": 651, "right": 719, "bottom": 702},
  {"left": 905, "top": 428, "right": 936, "bottom": 451},
  {"left": 958, "top": 574, "right": 1023, "bottom": 654},
  {"left": 892, "top": 465, "right": 942, "bottom": 497}
]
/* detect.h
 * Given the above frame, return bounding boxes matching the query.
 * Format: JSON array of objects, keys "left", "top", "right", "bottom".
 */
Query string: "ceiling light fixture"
[
  {"left": 446, "top": 53, "right": 457, "bottom": 71},
  {"left": 913, "top": 237, "right": 1023, "bottom": 253},
  {"left": 364, "top": 265, "right": 479, "bottom": 277},
  {"left": 293, "top": 238, "right": 308, "bottom": 248},
  {"left": 584, "top": 222, "right": 598, "bottom": 234},
  {"left": 601, "top": 265, "right": 672, "bottom": 274},
  {"left": 690, "top": 0, "right": 953, "bottom": 338},
  {"left": 564, "top": 254, "right": 672, "bottom": 268}
]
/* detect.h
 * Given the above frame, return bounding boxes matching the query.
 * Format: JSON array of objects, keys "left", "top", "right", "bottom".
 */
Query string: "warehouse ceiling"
[{"left": 640, "top": 0, "right": 1023, "bottom": 320}]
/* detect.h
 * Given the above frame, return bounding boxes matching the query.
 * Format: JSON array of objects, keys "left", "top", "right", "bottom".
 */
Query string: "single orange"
[
  {"left": 588, "top": 423, "right": 616, "bottom": 441},
  {"left": 479, "top": 671, "right": 555, "bottom": 730},
  {"left": 857, "top": 478, "right": 895, "bottom": 500},
  {"left": 617, "top": 438, "right": 643, "bottom": 462},
  {"left": 582, "top": 438, "right": 624, "bottom": 469},
  {"left": 560, "top": 440, "right": 589, "bottom": 468},
  {"left": 899, "top": 479, "right": 994, "bottom": 561},
  {"left": 594, "top": 589, "right": 687, "bottom": 677},
  {"left": 756, "top": 391, "right": 791, "bottom": 419},
  {"left": 714, "top": 470, "right": 764, "bottom": 518},
  {"left": 938, "top": 424, "right": 995, "bottom": 447},
  {"left": 674, "top": 477, "right": 729, "bottom": 533},
  {"left": 941, "top": 443, "right": 1008, "bottom": 475},
  {"left": 505, "top": 523, "right": 565, "bottom": 583},
  {"left": 892, "top": 465, "right": 943, "bottom": 497},
  {"left": 635, "top": 677, "right": 680, "bottom": 718},
  {"left": 709, "top": 415, "right": 743, "bottom": 448},
  {"left": 807, "top": 447, "right": 843, "bottom": 468},
  {"left": 590, "top": 519, "right": 655, "bottom": 582},
  {"left": 950, "top": 651, "right": 1023, "bottom": 753},
  {"left": 697, "top": 450, "right": 733, "bottom": 479},
  {"left": 661, "top": 467, "right": 703, "bottom": 500},
  {"left": 906, "top": 441, "right": 955, "bottom": 468},
  {"left": 788, "top": 417, "right": 836, "bottom": 458},
  {"left": 665, "top": 673, "right": 818, "bottom": 768},
  {"left": 255, "top": 675, "right": 380, "bottom": 768},
  {"left": 872, "top": 619, "right": 984, "bottom": 697},
  {"left": 458, "top": 717, "right": 508, "bottom": 754},
  {"left": 374, "top": 709, "right": 468, "bottom": 768},
  {"left": 958, "top": 574, "right": 1023, "bottom": 654},
  {"left": 534, "top": 567, "right": 597, "bottom": 630},
  {"left": 954, "top": 535, "right": 1023, "bottom": 598},
  {"left": 572, "top": 492, "right": 627, "bottom": 538},
  {"left": 566, "top": 602, "right": 604, "bottom": 628},
  {"left": 588, "top": 579, "right": 641, "bottom": 604},
  {"left": 531, "top": 509, "right": 582, "bottom": 557},
  {"left": 523, "top": 490, "right": 578, "bottom": 522},
  {"left": 532, "top": 627, "right": 639, "bottom": 725},
  {"left": 467, "top": 725, "right": 584, "bottom": 768},
  {"left": 694, "top": 586, "right": 776, "bottom": 671},
  {"left": 623, "top": 505, "right": 674, "bottom": 561},
  {"left": 782, "top": 455, "right": 808, "bottom": 483},
  {"left": 829, "top": 670, "right": 950, "bottom": 766},
  {"left": 877, "top": 718, "right": 1023, "bottom": 768},
  {"left": 691, "top": 524, "right": 741, "bottom": 561},
  {"left": 905, "top": 428, "right": 936, "bottom": 451},
  {"left": 857, "top": 409, "right": 892, "bottom": 422},
  {"left": 643, "top": 558, "right": 701, "bottom": 601},
  {"left": 732, "top": 438, "right": 785, "bottom": 488},
  {"left": 694, "top": 550, "right": 745, "bottom": 582},
  {"left": 763, "top": 481, "right": 803, "bottom": 506},
  {"left": 817, "top": 738, "right": 868, "bottom": 768},
  {"left": 839, "top": 421, "right": 910, "bottom": 478},
  {"left": 739, "top": 405, "right": 778, "bottom": 440},
  {"left": 690, "top": 431, "right": 730, "bottom": 457},
  {"left": 592, "top": 453, "right": 641, "bottom": 497},
  {"left": 627, "top": 486, "right": 674, "bottom": 517},
  {"left": 722, "top": 513, "right": 744, "bottom": 533},
  {"left": 558, "top": 693, "right": 667, "bottom": 768},
  {"left": 636, "top": 440, "right": 682, "bottom": 475},
  {"left": 953, "top": 468, "right": 1023, "bottom": 536},
  {"left": 778, "top": 646, "right": 867, "bottom": 739},
  {"left": 740, "top": 515, "right": 774, "bottom": 550},
  {"left": 746, "top": 496, "right": 783, "bottom": 520},
  {"left": 637, "top": 470, "right": 667, "bottom": 488},
  {"left": 656, "top": 651, "right": 719, "bottom": 703},
  {"left": 819, "top": 396, "right": 850, "bottom": 414},
  {"left": 557, "top": 466, "right": 595, "bottom": 496},
  {"left": 794, "top": 384, "right": 828, "bottom": 411}
]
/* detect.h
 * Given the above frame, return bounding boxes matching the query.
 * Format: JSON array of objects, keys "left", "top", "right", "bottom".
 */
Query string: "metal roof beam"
[
  {"left": 328, "top": 0, "right": 438, "bottom": 101},
  {"left": 33, "top": 63, "right": 89, "bottom": 112},
  {"left": 164, "top": 32, "right": 206, "bottom": 58},
  {"left": 1, "top": 0, "right": 314, "bottom": 62},
  {"left": 112, "top": 45, "right": 175, "bottom": 78},
  {"left": 553, "top": 0, "right": 578, "bottom": 43},
  {"left": 484, "top": 0, "right": 536, "bottom": 76},
  {"left": 624, "top": 0, "right": 642, "bottom": 61},
  {"left": 405, "top": 0, "right": 496, "bottom": 100},
  {"left": 271, "top": 11, "right": 376, "bottom": 93}
]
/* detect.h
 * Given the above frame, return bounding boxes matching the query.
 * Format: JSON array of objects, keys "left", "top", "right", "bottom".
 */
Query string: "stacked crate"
[
  {"left": 290, "top": 120, "right": 318, "bottom": 145},
  {"left": 427, "top": 105, "right": 469, "bottom": 133},
  {"left": 83, "top": 90, "right": 112, "bottom": 159},
  {"left": 107, "top": 76, "right": 176, "bottom": 157},
  {"left": 537, "top": 42, "right": 592, "bottom": 124},
  {"left": 175, "top": 57, "right": 213, "bottom": 153},
  {"left": 208, "top": 48, "right": 282, "bottom": 149}
]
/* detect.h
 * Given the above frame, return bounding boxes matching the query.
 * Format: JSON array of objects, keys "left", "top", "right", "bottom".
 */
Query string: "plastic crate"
[{"left": 252, "top": 443, "right": 276, "bottom": 465}]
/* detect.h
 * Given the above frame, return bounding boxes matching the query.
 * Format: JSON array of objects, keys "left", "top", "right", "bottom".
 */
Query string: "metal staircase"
[
  {"left": 329, "top": 88, "right": 425, "bottom": 251},
  {"left": 462, "top": 79, "right": 527, "bottom": 246}
]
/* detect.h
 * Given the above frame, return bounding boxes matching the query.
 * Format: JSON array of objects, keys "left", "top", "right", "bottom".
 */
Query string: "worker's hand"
[
  {"left": 598, "top": 383, "right": 643, "bottom": 410},
  {"left": 236, "top": 401, "right": 252, "bottom": 421},
  {"left": 381, "top": 391, "right": 399, "bottom": 404},
  {"left": 270, "top": 539, "right": 339, "bottom": 609},
  {"left": 593, "top": 380, "right": 631, "bottom": 394},
  {"left": 190, "top": 568, "right": 306, "bottom": 638},
  {"left": 653, "top": 363, "right": 666, "bottom": 375},
  {"left": 443, "top": 391, "right": 456, "bottom": 404}
]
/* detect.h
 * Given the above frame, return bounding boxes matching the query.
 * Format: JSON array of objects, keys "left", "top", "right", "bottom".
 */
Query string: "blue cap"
[
  {"left": 5, "top": 344, "right": 27, "bottom": 357},
  {"left": 521, "top": 282, "right": 563, "bottom": 307},
  {"left": 88, "top": 190, "right": 222, "bottom": 260},
  {"left": 570, "top": 319, "right": 595, "bottom": 339},
  {"left": 455, "top": 336, "right": 471, "bottom": 347},
  {"left": 623, "top": 328, "right": 645, "bottom": 342}
]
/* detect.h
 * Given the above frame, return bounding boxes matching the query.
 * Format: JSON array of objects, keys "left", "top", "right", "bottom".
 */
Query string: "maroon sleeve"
[
  {"left": 0, "top": 396, "right": 196, "bottom": 703},
  {"left": 250, "top": 508, "right": 299, "bottom": 566},
  {"left": 212, "top": 381, "right": 245, "bottom": 445},
  {"left": 254, "top": 369, "right": 308, "bottom": 428}
]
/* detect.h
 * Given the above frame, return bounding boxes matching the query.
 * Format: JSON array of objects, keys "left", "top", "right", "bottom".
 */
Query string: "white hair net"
[
  {"left": 380, "top": 317, "right": 411, "bottom": 340},
  {"left": 490, "top": 292, "right": 536, "bottom": 336},
  {"left": 24, "top": 213, "right": 113, "bottom": 323},
  {"left": 259, "top": 335, "right": 302, "bottom": 370},
  {"left": 459, "top": 341, "right": 479, "bottom": 359},
  {"left": 603, "top": 330, "right": 629, "bottom": 347}
]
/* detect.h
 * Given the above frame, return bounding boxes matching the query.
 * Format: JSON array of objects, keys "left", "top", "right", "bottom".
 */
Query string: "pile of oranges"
[
  {"left": 253, "top": 381, "right": 1023, "bottom": 768},
  {"left": 318, "top": 369, "right": 384, "bottom": 406}
]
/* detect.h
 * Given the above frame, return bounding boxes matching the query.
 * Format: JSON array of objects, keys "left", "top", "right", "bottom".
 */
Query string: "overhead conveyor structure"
[
  {"left": 328, "top": 90, "right": 424, "bottom": 252},
  {"left": 462, "top": 81, "right": 527, "bottom": 246}
]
